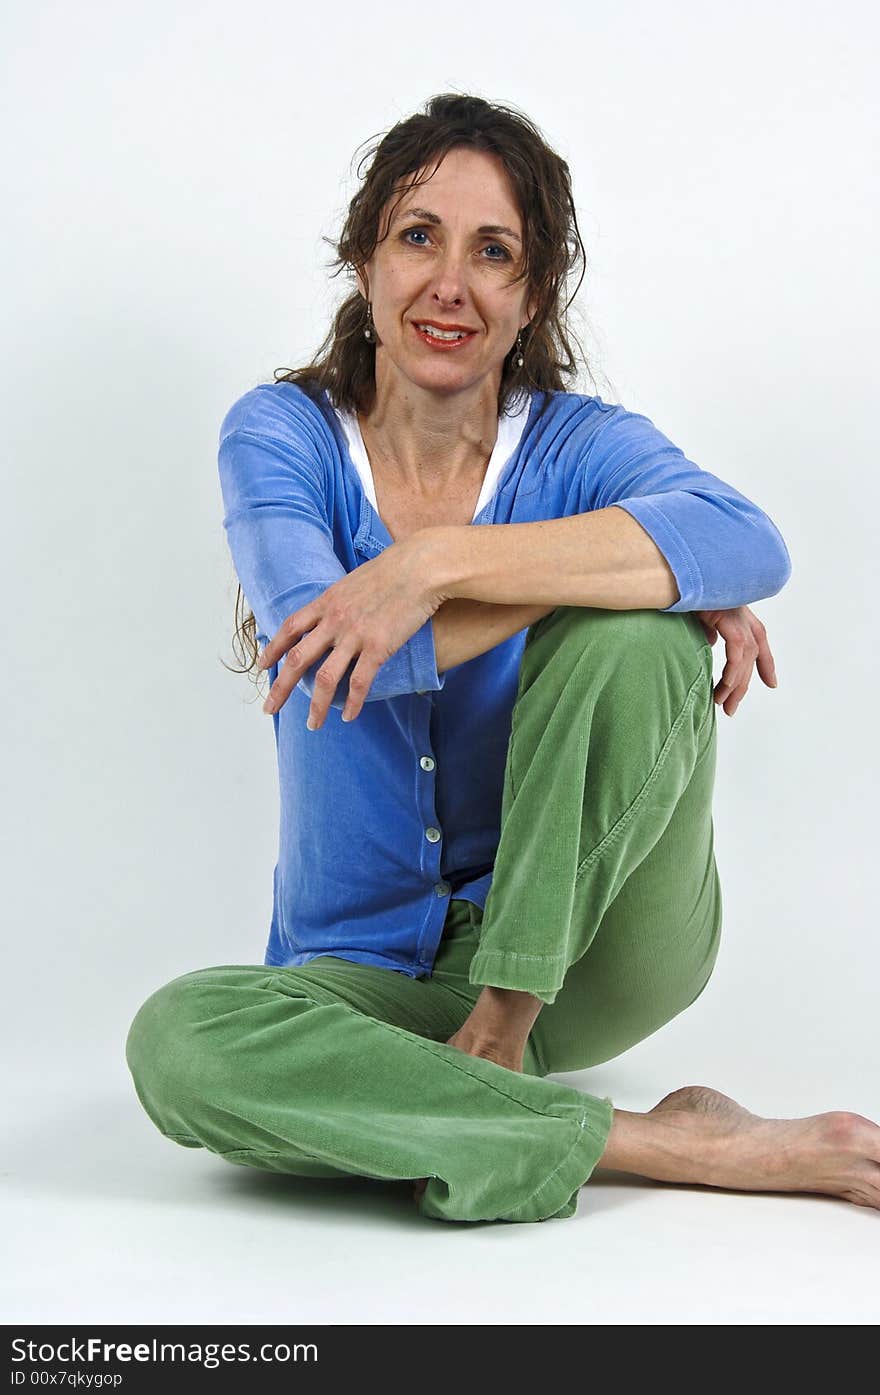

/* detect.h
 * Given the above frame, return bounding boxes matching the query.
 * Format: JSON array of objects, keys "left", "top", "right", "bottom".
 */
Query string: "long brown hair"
[{"left": 226, "top": 92, "right": 605, "bottom": 679}]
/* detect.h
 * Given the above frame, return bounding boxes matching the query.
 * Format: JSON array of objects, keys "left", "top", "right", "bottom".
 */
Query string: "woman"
[{"left": 126, "top": 94, "right": 880, "bottom": 1222}]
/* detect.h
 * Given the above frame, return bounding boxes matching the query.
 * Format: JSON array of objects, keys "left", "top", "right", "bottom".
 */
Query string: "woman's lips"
[{"left": 411, "top": 323, "right": 478, "bottom": 350}]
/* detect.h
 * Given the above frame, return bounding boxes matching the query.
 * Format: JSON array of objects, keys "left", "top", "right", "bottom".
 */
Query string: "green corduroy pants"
[{"left": 126, "top": 604, "right": 721, "bottom": 1224}]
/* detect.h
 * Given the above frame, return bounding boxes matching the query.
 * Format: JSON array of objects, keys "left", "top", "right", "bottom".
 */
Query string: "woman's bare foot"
[
  {"left": 600, "top": 1084, "right": 880, "bottom": 1209},
  {"left": 412, "top": 1086, "right": 880, "bottom": 1210}
]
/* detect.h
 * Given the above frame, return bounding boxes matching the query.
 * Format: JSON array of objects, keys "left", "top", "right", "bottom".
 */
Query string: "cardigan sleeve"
[
  {"left": 581, "top": 405, "right": 792, "bottom": 612},
  {"left": 218, "top": 419, "right": 445, "bottom": 707}
]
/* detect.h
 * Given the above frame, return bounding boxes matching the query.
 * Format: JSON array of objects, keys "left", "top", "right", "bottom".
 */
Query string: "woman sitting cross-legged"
[{"left": 125, "top": 92, "right": 880, "bottom": 1223}]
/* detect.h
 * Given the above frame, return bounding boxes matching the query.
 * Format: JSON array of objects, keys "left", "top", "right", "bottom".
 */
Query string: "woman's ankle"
[{"left": 596, "top": 1106, "right": 707, "bottom": 1184}]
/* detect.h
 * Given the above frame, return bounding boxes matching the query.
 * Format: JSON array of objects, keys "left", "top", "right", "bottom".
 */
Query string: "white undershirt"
[{"left": 332, "top": 390, "right": 533, "bottom": 522}]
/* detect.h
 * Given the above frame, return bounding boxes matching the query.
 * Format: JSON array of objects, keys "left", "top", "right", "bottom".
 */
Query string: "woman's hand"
[
  {"left": 257, "top": 535, "right": 445, "bottom": 728},
  {"left": 695, "top": 605, "right": 778, "bottom": 717},
  {"left": 445, "top": 1020, "right": 527, "bottom": 1075},
  {"left": 444, "top": 985, "right": 545, "bottom": 1075}
]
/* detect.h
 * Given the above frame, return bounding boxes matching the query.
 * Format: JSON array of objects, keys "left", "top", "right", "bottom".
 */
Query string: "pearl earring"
[
  {"left": 364, "top": 301, "right": 375, "bottom": 342},
  {"left": 514, "top": 330, "right": 524, "bottom": 369}
]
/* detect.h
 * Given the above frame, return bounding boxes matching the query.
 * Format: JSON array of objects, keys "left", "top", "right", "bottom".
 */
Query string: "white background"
[{"left": 3, "top": 0, "right": 878, "bottom": 1325}]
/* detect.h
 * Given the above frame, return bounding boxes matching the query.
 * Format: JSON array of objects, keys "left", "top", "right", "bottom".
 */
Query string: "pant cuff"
[
  {"left": 416, "top": 1091, "right": 614, "bottom": 1225},
  {"left": 497, "top": 1093, "right": 614, "bottom": 1223}
]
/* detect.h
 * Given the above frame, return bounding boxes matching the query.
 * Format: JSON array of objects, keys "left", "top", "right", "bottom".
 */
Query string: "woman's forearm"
[
  {"left": 423, "top": 513, "right": 680, "bottom": 610},
  {"left": 432, "top": 597, "right": 557, "bottom": 674}
]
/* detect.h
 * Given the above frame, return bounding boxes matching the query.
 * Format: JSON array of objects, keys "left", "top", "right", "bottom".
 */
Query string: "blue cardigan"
[{"left": 218, "top": 381, "right": 791, "bottom": 978}]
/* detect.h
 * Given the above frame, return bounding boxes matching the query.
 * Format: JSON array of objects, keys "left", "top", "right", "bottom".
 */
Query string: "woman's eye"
[{"left": 400, "top": 229, "right": 510, "bottom": 260}]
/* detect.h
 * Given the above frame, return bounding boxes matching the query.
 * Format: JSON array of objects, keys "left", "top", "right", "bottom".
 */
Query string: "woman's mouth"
[{"left": 411, "top": 322, "right": 478, "bottom": 350}]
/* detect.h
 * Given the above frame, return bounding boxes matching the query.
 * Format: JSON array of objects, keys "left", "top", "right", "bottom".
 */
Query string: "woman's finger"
[
  {"left": 706, "top": 607, "right": 777, "bottom": 717},
  {"left": 713, "top": 635, "right": 745, "bottom": 698},
  {"left": 753, "top": 629, "right": 778, "bottom": 688},
  {"left": 716, "top": 644, "right": 758, "bottom": 714},
  {"left": 715, "top": 672, "right": 744, "bottom": 713},
  {"left": 339, "top": 651, "right": 386, "bottom": 724},
  {"left": 714, "top": 673, "right": 737, "bottom": 707},
  {"left": 738, "top": 610, "right": 777, "bottom": 690},
  {"left": 306, "top": 639, "right": 366, "bottom": 729},
  {"left": 722, "top": 671, "right": 752, "bottom": 716},
  {"left": 258, "top": 605, "right": 318, "bottom": 672},
  {"left": 309, "top": 638, "right": 405, "bottom": 728},
  {"left": 262, "top": 623, "right": 336, "bottom": 714},
  {"left": 713, "top": 635, "right": 753, "bottom": 715}
]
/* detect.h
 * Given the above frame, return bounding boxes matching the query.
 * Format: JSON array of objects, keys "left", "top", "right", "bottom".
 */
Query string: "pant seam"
[
  {"left": 218, "top": 1146, "right": 340, "bottom": 1164},
  {"left": 257, "top": 979, "right": 580, "bottom": 1124},
  {"left": 377, "top": 1015, "right": 582, "bottom": 1119},
  {"left": 574, "top": 665, "right": 707, "bottom": 886},
  {"left": 219, "top": 1147, "right": 290, "bottom": 1159},
  {"left": 469, "top": 947, "right": 567, "bottom": 963}
]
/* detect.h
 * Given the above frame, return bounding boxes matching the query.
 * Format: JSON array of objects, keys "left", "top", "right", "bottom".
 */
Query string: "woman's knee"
[
  {"left": 519, "top": 604, "right": 713, "bottom": 744},
  {"left": 125, "top": 967, "right": 272, "bottom": 1117},
  {"left": 125, "top": 974, "right": 208, "bottom": 1114},
  {"left": 527, "top": 604, "right": 708, "bottom": 670}
]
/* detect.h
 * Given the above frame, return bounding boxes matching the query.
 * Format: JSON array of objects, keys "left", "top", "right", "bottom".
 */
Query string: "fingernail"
[{"left": 306, "top": 717, "right": 317, "bottom": 731}]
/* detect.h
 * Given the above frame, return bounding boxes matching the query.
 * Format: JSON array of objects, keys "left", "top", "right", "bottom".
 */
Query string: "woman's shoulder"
[
  {"left": 525, "top": 386, "right": 625, "bottom": 452},
  {"left": 536, "top": 386, "right": 620, "bottom": 419},
  {"left": 219, "top": 378, "right": 336, "bottom": 449},
  {"left": 533, "top": 390, "right": 703, "bottom": 482}
]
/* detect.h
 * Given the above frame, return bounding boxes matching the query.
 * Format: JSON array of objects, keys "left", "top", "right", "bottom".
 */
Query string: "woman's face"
[{"left": 358, "top": 146, "right": 537, "bottom": 399}]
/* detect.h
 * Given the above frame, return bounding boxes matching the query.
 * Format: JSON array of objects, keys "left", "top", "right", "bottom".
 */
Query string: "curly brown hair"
[{"left": 226, "top": 91, "right": 605, "bottom": 679}]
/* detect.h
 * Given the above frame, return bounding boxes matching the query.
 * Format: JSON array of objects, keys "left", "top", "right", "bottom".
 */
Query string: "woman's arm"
[
  {"left": 219, "top": 410, "right": 448, "bottom": 708},
  {"left": 432, "top": 597, "right": 557, "bottom": 674},
  {"left": 424, "top": 404, "right": 793, "bottom": 618}
]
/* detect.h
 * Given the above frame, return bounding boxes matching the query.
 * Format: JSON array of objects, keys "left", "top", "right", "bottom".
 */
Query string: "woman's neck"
[{"left": 357, "top": 389, "right": 499, "bottom": 495}]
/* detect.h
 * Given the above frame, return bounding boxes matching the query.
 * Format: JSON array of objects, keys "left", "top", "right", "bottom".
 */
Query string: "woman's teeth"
[{"left": 416, "top": 324, "right": 469, "bottom": 340}]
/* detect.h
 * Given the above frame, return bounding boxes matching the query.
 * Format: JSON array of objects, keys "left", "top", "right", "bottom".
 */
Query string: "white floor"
[{"left": 5, "top": 984, "right": 878, "bottom": 1326}]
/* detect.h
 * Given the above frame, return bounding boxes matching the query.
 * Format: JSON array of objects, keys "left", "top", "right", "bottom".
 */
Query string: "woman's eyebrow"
[{"left": 393, "top": 206, "right": 522, "bottom": 243}]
